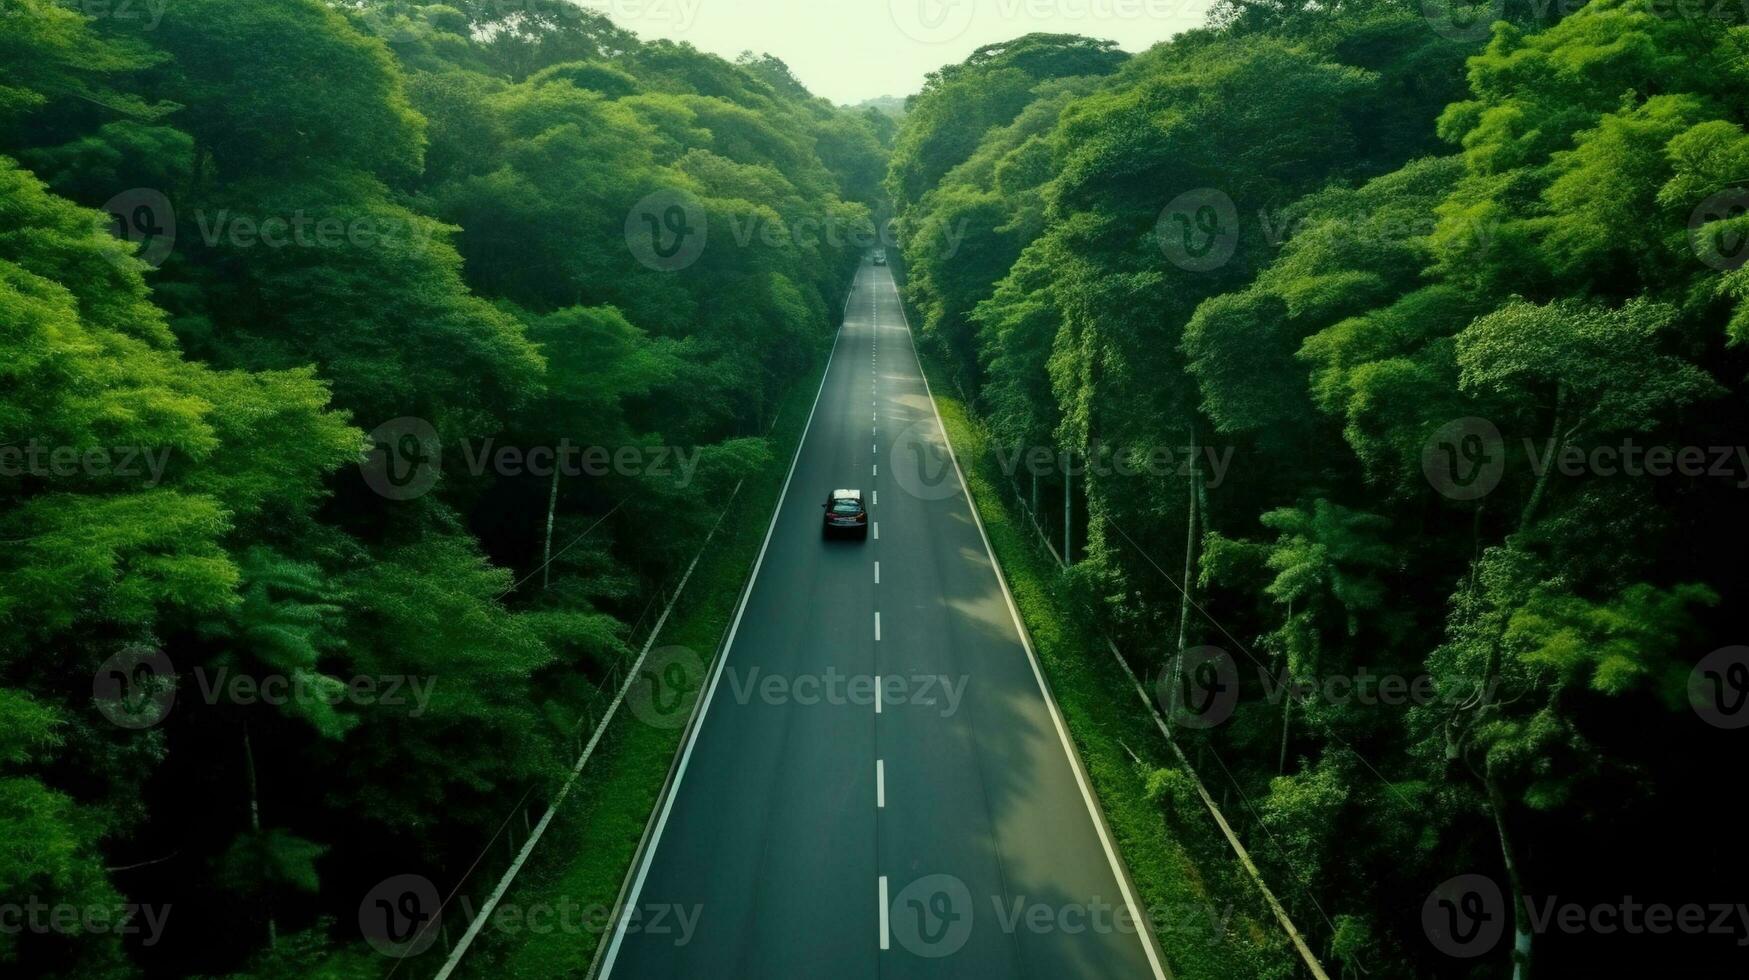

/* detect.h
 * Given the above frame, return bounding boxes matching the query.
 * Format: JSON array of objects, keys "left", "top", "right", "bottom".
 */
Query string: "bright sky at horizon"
[{"left": 587, "top": 0, "right": 1217, "bottom": 105}]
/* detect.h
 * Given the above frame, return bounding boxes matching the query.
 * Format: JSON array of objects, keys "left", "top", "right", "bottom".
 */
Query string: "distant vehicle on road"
[
  {"left": 821, "top": 489, "right": 868, "bottom": 539},
  {"left": 872, "top": 250, "right": 887, "bottom": 266}
]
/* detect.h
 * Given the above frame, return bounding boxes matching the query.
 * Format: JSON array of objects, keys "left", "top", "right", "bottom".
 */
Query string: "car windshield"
[{"left": 831, "top": 498, "right": 861, "bottom": 513}]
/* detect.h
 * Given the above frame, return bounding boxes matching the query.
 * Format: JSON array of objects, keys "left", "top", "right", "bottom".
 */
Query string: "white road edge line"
[
  {"left": 876, "top": 759, "right": 885, "bottom": 808},
  {"left": 879, "top": 876, "right": 890, "bottom": 950},
  {"left": 595, "top": 283, "right": 852, "bottom": 979},
  {"left": 889, "top": 271, "right": 1173, "bottom": 980}
]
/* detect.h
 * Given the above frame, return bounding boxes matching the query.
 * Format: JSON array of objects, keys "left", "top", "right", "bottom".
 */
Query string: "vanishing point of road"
[{"left": 599, "top": 260, "right": 1168, "bottom": 980}]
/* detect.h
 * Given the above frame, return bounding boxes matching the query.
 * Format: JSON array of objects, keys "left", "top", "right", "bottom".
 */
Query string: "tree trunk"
[
  {"left": 1278, "top": 602, "right": 1293, "bottom": 774},
  {"left": 1168, "top": 426, "right": 1201, "bottom": 720},
  {"left": 1485, "top": 774, "right": 1531, "bottom": 980},
  {"left": 1277, "top": 687, "right": 1292, "bottom": 774},
  {"left": 242, "top": 725, "right": 276, "bottom": 950},
  {"left": 1519, "top": 388, "right": 1566, "bottom": 530},
  {"left": 542, "top": 467, "right": 561, "bottom": 590},
  {"left": 1064, "top": 455, "right": 1073, "bottom": 566}
]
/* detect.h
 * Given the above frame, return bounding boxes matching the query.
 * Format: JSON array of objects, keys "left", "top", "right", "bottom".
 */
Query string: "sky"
[{"left": 586, "top": 0, "right": 1218, "bottom": 105}]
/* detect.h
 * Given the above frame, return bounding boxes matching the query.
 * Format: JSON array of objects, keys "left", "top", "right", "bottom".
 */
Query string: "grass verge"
[
  {"left": 915, "top": 346, "right": 1299, "bottom": 980},
  {"left": 449, "top": 343, "right": 830, "bottom": 980}
]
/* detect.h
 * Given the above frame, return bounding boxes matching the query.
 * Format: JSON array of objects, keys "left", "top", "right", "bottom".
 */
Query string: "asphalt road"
[{"left": 598, "top": 261, "right": 1167, "bottom": 979}]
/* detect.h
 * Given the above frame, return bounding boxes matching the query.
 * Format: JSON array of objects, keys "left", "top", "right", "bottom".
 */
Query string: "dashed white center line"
[
  {"left": 872, "top": 464, "right": 878, "bottom": 477},
  {"left": 878, "top": 877, "right": 890, "bottom": 950},
  {"left": 873, "top": 490, "right": 878, "bottom": 505},
  {"left": 872, "top": 442, "right": 878, "bottom": 454},
  {"left": 874, "top": 613, "right": 881, "bottom": 643},
  {"left": 874, "top": 561, "right": 880, "bottom": 584},
  {"left": 876, "top": 759, "right": 886, "bottom": 808},
  {"left": 872, "top": 522, "right": 879, "bottom": 540}
]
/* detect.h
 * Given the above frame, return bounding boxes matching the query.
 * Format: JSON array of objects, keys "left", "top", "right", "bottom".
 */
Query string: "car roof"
[{"left": 831, "top": 488, "right": 862, "bottom": 499}]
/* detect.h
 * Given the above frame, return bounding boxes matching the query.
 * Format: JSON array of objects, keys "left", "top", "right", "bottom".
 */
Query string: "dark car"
[
  {"left": 872, "top": 249, "right": 887, "bottom": 266},
  {"left": 821, "top": 488, "right": 868, "bottom": 539}
]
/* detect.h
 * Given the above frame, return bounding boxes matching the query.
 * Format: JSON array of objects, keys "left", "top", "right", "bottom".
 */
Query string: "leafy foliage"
[
  {"left": 889, "top": 1, "right": 1749, "bottom": 974},
  {"left": 0, "top": 1, "right": 884, "bottom": 973}
]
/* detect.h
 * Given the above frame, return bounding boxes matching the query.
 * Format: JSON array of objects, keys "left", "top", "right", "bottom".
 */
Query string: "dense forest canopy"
[
  {"left": 888, "top": 1, "right": 1749, "bottom": 976},
  {"left": 6, "top": 0, "right": 1749, "bottom": 975},
  {"left": 0, "top": 1, "right": 886, "bottom": 975}
]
